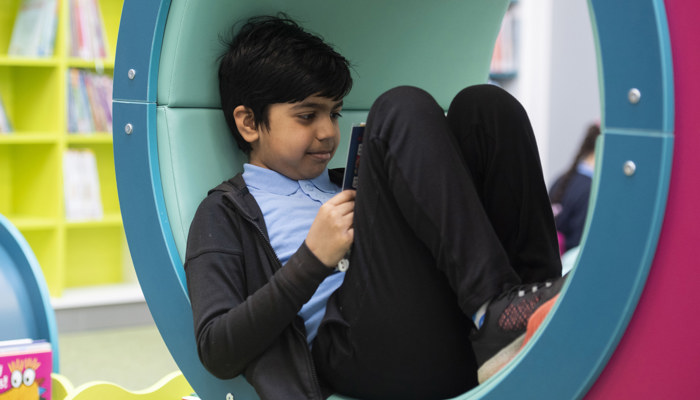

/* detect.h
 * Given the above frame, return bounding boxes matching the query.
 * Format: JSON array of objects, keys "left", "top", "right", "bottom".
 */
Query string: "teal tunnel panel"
[
  {"left": 112, "top": 0, "right": 170, "bottom": 103},
  {"left": 591, "top": 0, "right": 673, "bottom": 132},
  {"left": 156, "top": 0, "right": 508, "bottom": 110}
]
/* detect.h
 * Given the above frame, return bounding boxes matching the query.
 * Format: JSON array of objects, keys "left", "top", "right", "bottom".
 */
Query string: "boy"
[{"left": 185, "top": 15, "right": 563, "bottom": 400}]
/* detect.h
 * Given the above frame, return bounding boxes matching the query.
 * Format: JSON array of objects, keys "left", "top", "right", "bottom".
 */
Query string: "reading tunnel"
[{"left": 110, "top": 0, "right": 700, "bottom": 398}]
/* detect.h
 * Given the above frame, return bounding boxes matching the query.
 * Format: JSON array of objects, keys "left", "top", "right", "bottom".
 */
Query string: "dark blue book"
[{"left": 342, "top": 124, "right": 365, "bottom": 190}]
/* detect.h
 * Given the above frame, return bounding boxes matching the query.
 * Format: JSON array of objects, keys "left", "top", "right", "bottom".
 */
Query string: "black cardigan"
[{"left": 185, "top": 172, "right": 342, "bottom": 399}]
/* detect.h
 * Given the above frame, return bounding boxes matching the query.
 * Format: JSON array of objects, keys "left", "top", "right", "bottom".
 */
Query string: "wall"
[{"left": 511, "top": 0, "right": 600, "bottom": 187}]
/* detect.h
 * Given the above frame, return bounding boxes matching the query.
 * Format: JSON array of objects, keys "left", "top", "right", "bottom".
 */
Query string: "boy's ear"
[{"left": 233, "top": 105, "right": 259, "bottom": 144}]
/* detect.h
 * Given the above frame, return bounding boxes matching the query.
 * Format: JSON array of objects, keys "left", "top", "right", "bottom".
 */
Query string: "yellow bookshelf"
[{"left": 0, "top": 0, "right": 128, "bottom": 297}]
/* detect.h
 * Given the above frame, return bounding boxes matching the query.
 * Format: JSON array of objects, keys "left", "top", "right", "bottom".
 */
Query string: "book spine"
[
  {"left": 69, "top": 0, "right": 108, "bottom": 59},
  {"left": 67, "top": 69, "right": 114, "bottom": 133},
  {"left": 70, "top": 0, "right": 81, "bottom": 57},
  {"left": 0, "top": 94, "right": 12, "bottom": 133},
  {"left": 37, "top": 0, "right": 58, "bottom": 56},
  {"left": 342, "top": 124, "right": 365, "bottom": 190},
  {"left": 90, "top": 0, "right": 108, "bottom": 58}
]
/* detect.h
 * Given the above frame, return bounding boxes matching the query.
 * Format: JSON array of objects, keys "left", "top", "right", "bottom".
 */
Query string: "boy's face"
[{"left": 247, "top": 95, "right": 343, "bottom": 180}]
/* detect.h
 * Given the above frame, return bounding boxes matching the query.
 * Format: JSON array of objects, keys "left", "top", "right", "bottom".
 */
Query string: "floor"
[{"left": 57, "top": 323, "right": 181, "bottom": 392}]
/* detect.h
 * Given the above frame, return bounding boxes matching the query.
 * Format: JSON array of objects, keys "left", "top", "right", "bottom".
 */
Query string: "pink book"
[{"left": 0, "top": 339, "right": 52, "bottom": 399}]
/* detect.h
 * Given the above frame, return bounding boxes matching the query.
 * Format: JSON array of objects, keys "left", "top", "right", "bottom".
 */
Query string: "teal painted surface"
[
  {"left": 156, "top": 0, "right": 508, "bottom": 109},
  {"left": 589, "top": 0, "right": 673, "bottom": 132},
  {"left": 113, "top": 0, "right": 170, "bottom": 103},
  {"left": 155, "top": 107, "right": 241, "bottom": 263}
]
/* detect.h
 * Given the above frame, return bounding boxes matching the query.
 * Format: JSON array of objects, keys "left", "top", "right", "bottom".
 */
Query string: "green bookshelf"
[{"left": 0, "top": 0, "right": 128, "bottom": 297}]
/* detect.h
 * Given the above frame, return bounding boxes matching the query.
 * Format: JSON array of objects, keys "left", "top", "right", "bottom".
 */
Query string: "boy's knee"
[
  {"left": 378, "top": 85, "right": 432, "bottom": 103},
  {"left": 371, "top": 86, "right": 442, "bottom": 120},
  {"left": 451, "top": 84, "right": 524, "bottom": 114}
]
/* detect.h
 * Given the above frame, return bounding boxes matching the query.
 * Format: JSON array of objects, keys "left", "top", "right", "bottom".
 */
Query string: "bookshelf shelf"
[
  {"left": 65, "top": 213, "right": 122, "bottom": 228},
  {"left": 0, "top": 133, "right": 58, "bottom": 143},
  {"left": 66, "top": 57, "right": 114, "bottom": 69},
  {"left": 0, "top": 0, "right": 128, "bottom": 297},
  {"left": 0, "top": 56, "right": 60, "bottom": 67},
  {"left": 7, "top": 216, "right": 58, "bottom": 231},
  {"left": 66, "top": 132, "right": 113, "bottom": 144}
]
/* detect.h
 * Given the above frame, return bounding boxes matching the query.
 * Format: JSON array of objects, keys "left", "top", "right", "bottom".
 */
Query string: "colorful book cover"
[
  {"left": 70, "top": 0, "right": 108, "bottom": 59},
  {"left": 67, "top": 69, "right": 95, "bottom": 133},
  {"left": 0, "top": 339, "right": 52, "bottom": 399},
  {"left": 66, "top": 69, "right": 114, "bottom": 134},
  {"left": 37, "top": 0, "right": 58, "bottom": 57},
  {"left": 342, "top": 123, "right": 365, "bottom": 190},
  {"left": 63, "top": 148, "right": 103, "bottom": 221},
  {"left": 8, "top": 0, "right": 57, "bottom": 57}
]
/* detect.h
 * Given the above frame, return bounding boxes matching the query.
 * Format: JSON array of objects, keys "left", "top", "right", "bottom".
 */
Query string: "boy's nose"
[{"left": 317, "top": 118, "right": 337, "bottom": 140}]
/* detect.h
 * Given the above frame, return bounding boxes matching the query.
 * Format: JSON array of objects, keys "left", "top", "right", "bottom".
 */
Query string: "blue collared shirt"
[{"left": 242, "top": 164, "right": 345, "bottom": 345}]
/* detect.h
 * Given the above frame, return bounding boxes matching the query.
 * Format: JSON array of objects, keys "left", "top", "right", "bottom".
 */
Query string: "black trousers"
[{"left": 313, "top": 85, "right": 562, "bottom": 400}]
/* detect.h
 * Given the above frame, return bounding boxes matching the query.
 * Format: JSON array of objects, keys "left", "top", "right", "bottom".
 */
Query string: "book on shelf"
[
  {"left": 490, "top": 6, "right": 517, "bottom": 76},
  {"left": 342, "top": 123, "right": 365, "bottom": 190},
  {"left": 0, "top": 94, "right": 12, "bottom": 134},
  {"left": 8, "top": 0, "right": 58, "bottom": 57},
  {"left": 63, "top": 148, "right": 103, "bottom": 221},
  {"left": 67, "top": 68, "right": 113, "bottom": 133},
  {"left": 0, "top": 338, "right": 52, "bottom": 399},
  {"left": 70, "top": 0, "right": 109, "bottom": 60}
]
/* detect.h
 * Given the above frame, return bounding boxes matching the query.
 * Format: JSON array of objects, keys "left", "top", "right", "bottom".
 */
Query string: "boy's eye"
[
  {"left": 331, "top": 111, "right": 343, "bottom": 120},
  {"left": 298, "top": 113, "right": 315, "bottom": 121}
]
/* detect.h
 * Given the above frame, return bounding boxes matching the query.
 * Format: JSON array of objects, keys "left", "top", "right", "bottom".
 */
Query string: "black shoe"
[{"left": 469, "top": 276, "right": 565, "bottom": 383}]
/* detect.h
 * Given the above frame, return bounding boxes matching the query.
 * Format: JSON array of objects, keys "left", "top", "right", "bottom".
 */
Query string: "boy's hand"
[{"left": 306, "top": 190, "right": 356, "bottom": 268}]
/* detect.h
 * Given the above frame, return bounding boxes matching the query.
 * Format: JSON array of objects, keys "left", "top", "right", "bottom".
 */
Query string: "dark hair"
[
  {"left": 218, "top": 14, "right": 353, "bottom": 153},
  {"left": 550, "top": 123, "right": 601, "bottom": 205}
]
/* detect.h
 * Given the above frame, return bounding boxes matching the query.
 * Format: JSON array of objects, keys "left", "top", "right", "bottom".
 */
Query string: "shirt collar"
[{"left": 243, "top": 164, "right": 338, "bottom": 195}]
